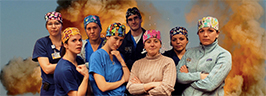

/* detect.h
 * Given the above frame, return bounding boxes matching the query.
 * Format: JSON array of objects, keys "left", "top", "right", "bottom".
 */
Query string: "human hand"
[
  {"left": 76, "top": 65, "right": 89, "bottom": 77},
  {"left": 180, "top": 65, "right": 189, "bottom": 73},
  {"left": 151, "top": 82, "right": 162, "bottom": 88},
  {"left": 111, "top": 50, "right": 124, "bottom": 63},
  {"left": 200, "top": 73, "right": 209, "bottom": 80},
  {"left": 130, "top": 76, "right": 141, "bottom": 84}
]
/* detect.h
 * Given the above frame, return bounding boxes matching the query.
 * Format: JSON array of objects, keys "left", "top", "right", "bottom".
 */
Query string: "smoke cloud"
[
  {"left": 186, "top": 0, "right": 266, "bottom": 95},
  {"left": 55, "top": 0, "right": 162, "bottom": 39},
  {"left": 0, "top": 57, "right": 41, "bottom": 95},
  {"left": 5, "top": 0, "right": 263, "bottom": 95},
  {"left": 56, "top": 0, "right": 138, "bottom": 39}
]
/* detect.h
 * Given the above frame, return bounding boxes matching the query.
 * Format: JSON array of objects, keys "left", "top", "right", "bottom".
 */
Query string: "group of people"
[{"left": 32, "top": 7, "right": 232, "bottom": 96}]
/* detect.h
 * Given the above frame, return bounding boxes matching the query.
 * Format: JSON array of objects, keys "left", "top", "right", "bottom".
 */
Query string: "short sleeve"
[
  {"left": 89, "top": 51, "right": 105, "bottom": 77},
  {"left": 32, "top": 38, "right": 48, "bottom": 62}
]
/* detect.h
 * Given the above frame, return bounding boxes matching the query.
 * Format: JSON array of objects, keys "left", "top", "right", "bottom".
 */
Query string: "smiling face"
[
  {"left": 106, "top": 36, "right": 124, "bottom": 51},
  {"left": 127, "top": 14, "right": 142, "bottom": 31},
  {"left": 198, "top": 27, "right": 219, "bottom": 45},
  {"left": 46, "top": 20, "right": 62, "bottom": 36},
  {"left": 171, "top": 34, "right": 188, "bottom": 52},
  {"left": 144, "top": 38, "right": 162, "bottom": 57},
  {"left": 85, "top": 22, "right": 101, "bottom": 40},
  {"left": 64, "top": 35, "right": 83, "bottom": 54}
]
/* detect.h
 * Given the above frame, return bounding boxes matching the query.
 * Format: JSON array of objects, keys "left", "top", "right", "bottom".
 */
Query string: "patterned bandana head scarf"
[
  {"left": 126, "top": 7, "right": 142, "bottom": 19},
  {"left": 84, "top": 15, "right": 102, "bottom": 30},
  {"left": 198, "top": 16, "right": 219, "bottom": 31},
  {"left": 61, "top": 27, "right": 81, "bottom": 43},
  {"left": 45, "top": 11, "right": 62, "bottom": 24},
  {"left": 143, "top": 29, "right": 161, "bottom": 43},
  {"left": 106, "top": 23, "right": 126, "bottom": 37},
  {"left": 170, "top": 26, "right": 188, "bottom": 39}
]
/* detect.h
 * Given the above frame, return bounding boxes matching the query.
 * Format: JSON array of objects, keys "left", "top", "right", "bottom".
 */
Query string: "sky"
[{"left": 0, "top": 0, "right": 266, "bottom": 95}]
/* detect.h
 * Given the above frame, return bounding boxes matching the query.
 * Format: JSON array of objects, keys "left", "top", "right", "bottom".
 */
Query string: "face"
[
  {"left": 144, "top": 38, "right": 161, "bottom": 57},
  {"left": 64, "top": 35, "right": 83, "bottom": 54},
  {"left": 198, "top": 27, "right": 219, "bottom": 45},
  {"left": 46, "top": 20, "right": 62, "bottom": 36},
  {"left": 106, "top": 36, "right": 124, "bottom": 51},
  {"left": 127, "top": 14, "right": 142, "bottom": 31},
  {"left": 86, "top": 22, "right": 101, "bottom": 40},
  {"left": 171, "top": 34, "right": 188, "bottom": 52}
]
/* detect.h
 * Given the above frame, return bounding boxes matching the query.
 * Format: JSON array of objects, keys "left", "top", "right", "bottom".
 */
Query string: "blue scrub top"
[
  {"left": 54, "top": 56, "right": 85, "bottom": 96},
  {"left": 32, "top": 36, "right": 62, "bottom": 84},
  {"left": 32, "top": 36, "right": 62, "bottom": 95},
  {"left": 163, "top": 48, "right": 180, "bottom": 66},
  {"left": 85, "top": 38, "right": 104, "bottom": 62},
  {"left": 89, "top": 49, "right": 126, "bottom": 96}
]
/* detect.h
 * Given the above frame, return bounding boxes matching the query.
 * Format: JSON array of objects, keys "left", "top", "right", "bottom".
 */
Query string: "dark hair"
[
  {"left": 126, "top": 7, "right": 142, "bottom": 23},
  {"left": 60, "top": 39, "right": 68, "bottom": 57}
]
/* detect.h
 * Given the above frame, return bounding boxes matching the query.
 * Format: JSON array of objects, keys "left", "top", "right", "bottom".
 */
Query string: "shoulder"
[
  {"left": 185, "top": 46, "right": 201, "bottom": 54},
  {"left": 33, "top": 36, "right": 51, "bottom": 51},
  {"left": 93, "top": 49, "right": 104, "bottom": 55},
  {"left": 133, "top": 57, "right": 146, "bottom": 65},
  {"left": 91, "top": 49, "right": 106, "bottom": 59},
  {"left": 35, "top": 36, "right": 50, "bottom": 45},
  {"left": 161, "top": 55, "right": 174, "bottom": 60},
  {"left": 57, "top": 59, "right": 70, "bottom": 66},
  {"left": 56, "top": 59, "right": 72, "bottom": 71},
  {"left": 36, "top": 36, "right": 49, "bottom": 43},
  {"left": 160, "top": 55, "right": 175, "bottom": 64},
  {"left": 124, "top": 31, "right": 132, "bottom": 37},
  {"left": 162, "top": 49, "right": 173, "bottom": 57},
  {"left": 216, "top": 46, "right": 232, "bottom": 57}
]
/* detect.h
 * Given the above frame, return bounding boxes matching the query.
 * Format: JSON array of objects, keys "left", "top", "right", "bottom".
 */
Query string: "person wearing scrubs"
[
  {"left": 54, "top": 27, "right": 89, "bottom": 96},
  {"left": 32, "top": 11, "right": 63, "bottom": 95},
  {"left": 78, "top": 15, "right": 104, "bottom": 63},
  {"left": 89, "top": 23, "right": 130, "bottom": 96},
  {"left": 163, "top": 26, "right": 190, "bottom": 95}
]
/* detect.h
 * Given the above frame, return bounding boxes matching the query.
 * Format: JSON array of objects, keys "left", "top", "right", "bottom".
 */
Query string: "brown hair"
[{"left": 60, "top": 39, "right": 68, "bottom": 57}]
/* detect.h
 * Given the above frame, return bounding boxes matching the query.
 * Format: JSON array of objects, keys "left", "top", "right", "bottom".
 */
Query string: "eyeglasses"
[{"left": 47, "top": 22, "right": 61, "bottom": 27}]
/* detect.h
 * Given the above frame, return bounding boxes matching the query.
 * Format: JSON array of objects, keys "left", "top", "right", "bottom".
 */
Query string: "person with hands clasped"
[
  {"left": 54, "top": 27, "right": 89, "bottom": 96},
  {"left": 176, "top": 16, "right": 232, "bottom": 96},
  {"left": 89, "top": 23, "right": 130, "bottom": 96},
  {"left": 126, "top": 30, "right": 176, "bottom": 96}
]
